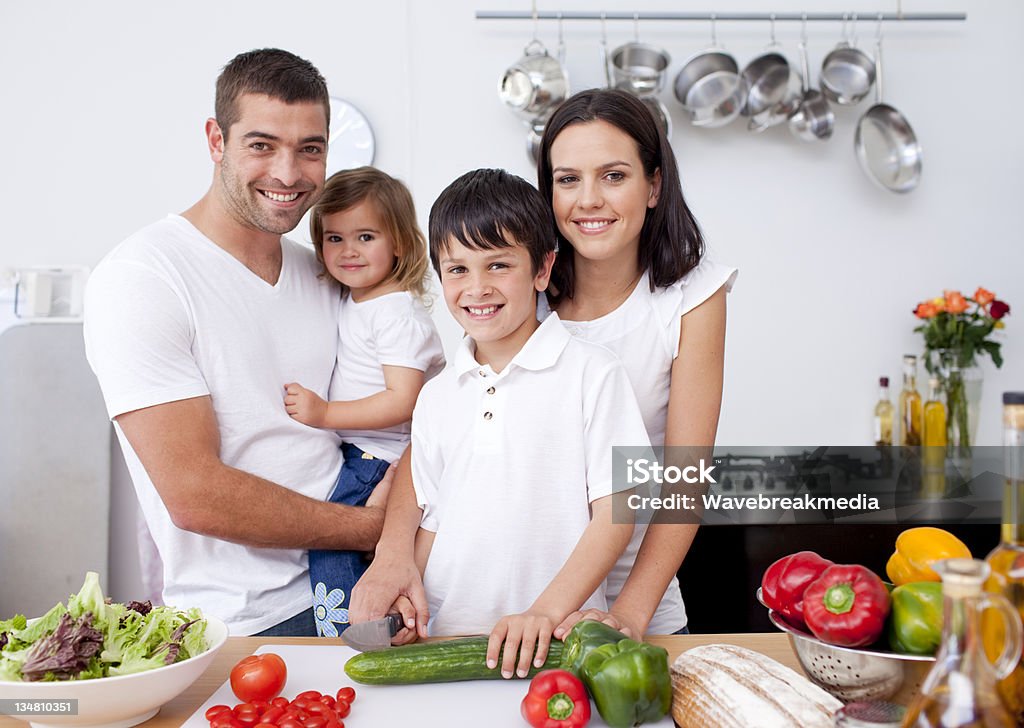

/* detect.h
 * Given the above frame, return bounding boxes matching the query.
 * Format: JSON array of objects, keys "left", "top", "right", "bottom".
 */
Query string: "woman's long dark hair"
[{"left": 537, "top": 89, "right": 704, "bottom": 304}]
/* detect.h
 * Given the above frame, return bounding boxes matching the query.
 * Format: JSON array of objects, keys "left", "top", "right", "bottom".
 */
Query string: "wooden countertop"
[{"left": 0, "top": 633, "right": 797, "bottom": 727}]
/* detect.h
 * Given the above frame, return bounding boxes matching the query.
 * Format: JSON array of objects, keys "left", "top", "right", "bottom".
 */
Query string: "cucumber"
[{"left": 344, "top": 636, "right": 565, "bottom": 684}]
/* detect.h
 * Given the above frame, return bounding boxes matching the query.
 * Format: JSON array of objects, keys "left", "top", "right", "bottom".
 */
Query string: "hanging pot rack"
[{"left": 475, "top": 10, "right": 966, "bottom": 22}]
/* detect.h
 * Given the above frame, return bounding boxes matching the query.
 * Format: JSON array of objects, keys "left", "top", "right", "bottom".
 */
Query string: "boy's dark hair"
[
  {"left": 215, "top": 48, "right": 330, "bottom": 140},
  {"left": 428, "top": 168, "right": 555, "bottom": 277},
  {"left": 537, "top": 88, "right": 705, "bottom": 304}
]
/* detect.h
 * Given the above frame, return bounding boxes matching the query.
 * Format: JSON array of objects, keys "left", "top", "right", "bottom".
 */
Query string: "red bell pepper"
[
  {"left": 760, "top": 551, "right": 834, "bottom": 630},
  {"left": 521, "top": 669, "right": 591, "bottom": 728},
  {"left": 802, "top": 564, "right": 891, "bottom": 648}
]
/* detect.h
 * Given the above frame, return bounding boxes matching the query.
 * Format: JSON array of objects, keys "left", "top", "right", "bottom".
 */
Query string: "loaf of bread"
[{"left": 671, "top": 644, "right": 842, "bottom": 728}]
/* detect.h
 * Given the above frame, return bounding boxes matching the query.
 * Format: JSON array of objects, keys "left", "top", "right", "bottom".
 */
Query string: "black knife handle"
[{"left": 386, "top": 612, "right": 405, "bottom": 637}]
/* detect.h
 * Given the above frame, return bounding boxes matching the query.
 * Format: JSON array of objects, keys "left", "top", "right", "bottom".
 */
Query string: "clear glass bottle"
[
  {"left": 983, "top": 391, "right": 1024, "bottom": 724},
  {"left": 921, "top": 377, "right": 948, "bottom": 497},
  {"left": 875, "top": 376, "right": 895, "bottom": 447},
  {"left": 901, "top": 559, "right": 1023, "bottom": 727},
  {"left": 900, "top": 355, "right": 923, "bottom": 447}
]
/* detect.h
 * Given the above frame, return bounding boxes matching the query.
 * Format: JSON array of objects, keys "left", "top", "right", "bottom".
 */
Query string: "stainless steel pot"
[
  {"left": 789, "top": 38, "right": 834, "bottom": 141},
  {"left": 747, "top": 61, "right": 802, "bottom": 133},
  {"left": 854, "top": 38, "right": 922, "bottom": 193},
  {"left": 609, "top": 42, "right": 671, "bottom": 96},
  {"left": 639, "top": 96, "right": 672, "bottom": 139},
  {"left": 740, "top": 50, "right": 791, "bottom": 119},
  {"left": 499, "top": 39, "right": 568, "bottom": 120},
  {"left": 820, "top": 16, "right": 876, "bottom": 106},
  {"left": 674, "top": 50, "right": 746, "bottom": 128},
  {"left": 525, "top": 115, "right": 547, "bottom": 165}
]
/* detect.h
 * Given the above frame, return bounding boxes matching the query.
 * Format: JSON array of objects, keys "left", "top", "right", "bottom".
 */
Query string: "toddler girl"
[{"left": 284, "top": 166, "right": 445, "bottom": 637}]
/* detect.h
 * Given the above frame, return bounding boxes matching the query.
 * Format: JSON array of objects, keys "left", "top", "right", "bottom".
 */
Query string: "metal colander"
[{"left": 758, "top": 589, "right": 934, "bottom": 705}]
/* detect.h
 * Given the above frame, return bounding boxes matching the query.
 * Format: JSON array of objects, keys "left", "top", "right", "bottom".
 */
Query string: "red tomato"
[
  {"left": 304, "top": 718, "right": 329, "bottom": 728},
  {"left": 258, "top": 706, "right": 285, "bottom": 724},
  {"left": 296, "top": 690, "right": 322, "bottom": 701},
  {"left": 206, "top": 705, "right": 232, "bottom": 721},
  {"left": 336, "top": 687, "right": 356, "bottom": 703},
  {"left": 271, "top": 697, "right": 289, "bottom": 709},
  {"left": 277, "top": 720, "right": 303, "bottom": 728},
  {"left": 334, "top": 700, "right": 351, "bottom": 719},
  {"left": 230, "top": 654, "right": 288, "bottom": 704}
]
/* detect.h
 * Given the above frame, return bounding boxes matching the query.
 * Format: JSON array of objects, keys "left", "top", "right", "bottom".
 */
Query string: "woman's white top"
[{"left": 537, "top": 257, "right": 738, "bottom": 632}]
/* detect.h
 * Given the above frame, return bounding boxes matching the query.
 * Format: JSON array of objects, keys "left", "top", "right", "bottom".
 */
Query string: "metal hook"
[
  {"left": 709, "top": 13, "right": 718, "bottom": 47},
  {"left": 530, "top": 0, "right": 539, "bottom": 42},
  {"left": 875, "top": 11, "right": 884, "bottom": 41},
  {"left": 769, "top": 13, "right": 777, "bottom": 45},
  {"left": 601, "top": 10, "right": 608, "bottom": 45},
  {"left": 851, "top": 12, "right": 859, "bottom": 46},
  {"left": 801, "top": 12, "right": 808, "bottom": 45},
  {"left": 841, "top": 12, "right": 849, "bottom": 42},
  {"left": 633, "top": 12, "right": 640, "bottom": 42}
]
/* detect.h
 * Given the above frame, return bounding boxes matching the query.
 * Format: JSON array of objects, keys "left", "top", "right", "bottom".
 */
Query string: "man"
[{"left": 84, "top": 49, "right": 387, "bottom": 636}]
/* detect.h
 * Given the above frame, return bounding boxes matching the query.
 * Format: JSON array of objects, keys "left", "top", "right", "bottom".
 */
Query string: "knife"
[{"left": 343, "top": 613, "right": 406, "bottom": 652}]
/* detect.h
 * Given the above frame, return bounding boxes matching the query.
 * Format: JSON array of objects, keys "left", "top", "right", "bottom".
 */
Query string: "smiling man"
[{"left": 83, "top": 49, "right": 388, "bottom": 636}]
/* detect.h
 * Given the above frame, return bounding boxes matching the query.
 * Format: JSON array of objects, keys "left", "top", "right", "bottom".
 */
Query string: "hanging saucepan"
[
  {"left": 789, "top": 22, "right": 834, "bottom": 142},
  {"left": 673, "top": 17, "right": 747, "bottom": 128},
  {"left": 747, "top": 58, "right": 802, "bottom": 133},
  {"left": 526, "top": 114, "right": 548, "bottom": 165},
  {"left": 854, "top": 35, "right": 922, "bottom": 192},
  {"left": 499, "top": 38, "right": 568, "bottom": 121},
  {"left": 820, "top": 14, "right": 876, "bottom": 106},
  {"left": 740, "top": 17, "right": 792, "bottom": 121},
  {"left": 609, "top": 14, "right": 671, "bottom": 96}
]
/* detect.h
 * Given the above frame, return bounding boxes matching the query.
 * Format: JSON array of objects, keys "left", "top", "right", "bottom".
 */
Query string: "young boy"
[{"left": 398, "top": 168, "right": 651, "bottom": 679}]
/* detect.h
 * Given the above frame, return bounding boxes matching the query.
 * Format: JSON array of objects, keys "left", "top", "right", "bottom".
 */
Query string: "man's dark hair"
[
  {"left": 428, "top": 168, "right": 555, "bottom": 277},
  {"left": 215, "top": 48, "right": 329, "bottom": 139}
]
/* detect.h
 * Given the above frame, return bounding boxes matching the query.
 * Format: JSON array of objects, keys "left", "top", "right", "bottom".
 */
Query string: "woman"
[{"left": 537, "top": 88, "right": 737, "bottom": 637}]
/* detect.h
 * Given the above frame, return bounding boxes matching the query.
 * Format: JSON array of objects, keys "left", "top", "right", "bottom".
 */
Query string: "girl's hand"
[
  {"left": 487, "top": 610, "right": 556, "bottom": 679},
  {"left": 554, "top": 608, "right": 642, "bottom": 640},
  {"left": 283, "top": 382, "right": 328, "bottom": 427}
]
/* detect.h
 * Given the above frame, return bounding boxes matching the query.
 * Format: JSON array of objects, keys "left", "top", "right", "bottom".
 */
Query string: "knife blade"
[{"left": 343, "top": 613, "right": 406, "bottom": 652}]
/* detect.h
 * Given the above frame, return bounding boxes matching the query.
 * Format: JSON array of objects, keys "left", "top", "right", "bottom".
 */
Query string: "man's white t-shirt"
[
  {"left": 329, "top": 292, "right": 445, "bottom": 463},
  {"left": 538, "top": 258, "right": 738, "bottom": 633},
  {"left": 411, "top": 314, "right": 652, "bottom": 637},
  {"left": 83, "top": 214, "right": 343, "bottom": 635}
]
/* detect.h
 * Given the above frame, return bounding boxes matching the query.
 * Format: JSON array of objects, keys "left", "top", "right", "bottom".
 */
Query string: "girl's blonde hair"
[{"left": 310, "top": 167, "right": 429, "bottom": 300}]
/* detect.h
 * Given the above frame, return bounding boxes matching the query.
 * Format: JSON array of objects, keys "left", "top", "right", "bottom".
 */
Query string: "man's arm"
[{"left": 117, "top": 395, "right": 384, "bottom": 550}]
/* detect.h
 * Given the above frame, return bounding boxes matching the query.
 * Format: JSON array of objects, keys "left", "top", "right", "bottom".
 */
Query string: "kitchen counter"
[{"left": 0, "top": 633, "right": 797, "bottom": 726}]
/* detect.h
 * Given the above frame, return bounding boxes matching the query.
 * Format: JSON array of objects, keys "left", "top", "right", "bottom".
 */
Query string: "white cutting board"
[{"left": 183, "top": 644, "right": 675, "bottom": 727}]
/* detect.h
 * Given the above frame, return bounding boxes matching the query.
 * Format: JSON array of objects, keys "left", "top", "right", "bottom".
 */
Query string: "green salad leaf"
[{"left": 0, "top": 572, "right": 208, "bottom": 682}]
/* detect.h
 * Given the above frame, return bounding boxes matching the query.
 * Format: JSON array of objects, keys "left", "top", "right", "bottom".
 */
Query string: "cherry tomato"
[
  {"left": 277, "top": 720, "right": 303, "bottom": 728},
  {"left": 318, "top": 695, "right": 336, "bottom": 709},
  {"left": 336, "top": 687, "right": 356, "bottom": 703},
  {"left": 258, "top": 705, "right": 286, "bottom": 724},
  {"left": 229, "top": 653, "right": 287, "bottom": 703},
  {"left": 334, "top": 700, "right": 351, "bottom": 719},
  {"left": 206, "top": 705, "right": 232, "bottom": 721},
  {"left": 296, "top": 690, "right": 322, "bottom": 701},
  {"left": 271, "top": 697, "right": 289, "bottom": 709}
]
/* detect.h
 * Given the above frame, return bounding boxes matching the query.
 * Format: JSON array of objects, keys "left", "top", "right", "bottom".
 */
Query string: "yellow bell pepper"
[{"left": 886, "top": 527, "right": 972, "bottom": 585}]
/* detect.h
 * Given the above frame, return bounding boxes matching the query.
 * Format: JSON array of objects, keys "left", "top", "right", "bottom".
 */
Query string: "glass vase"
[{"left": 928, "top": 349, "right": 984, "bottom": 469}]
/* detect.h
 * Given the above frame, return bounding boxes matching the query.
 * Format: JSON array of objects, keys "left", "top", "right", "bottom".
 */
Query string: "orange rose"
[
  {"left": 974, "top": 287, "right": 995, "bottom": 306},
  {"left": 932, "top": 297, "right": 946, "bottom": 312},
  {"left": 944, "top": 290, "right": 968, "bottom": 314},
  {"left": 914, "top": 302, "right": 939, "bottom": 319}
]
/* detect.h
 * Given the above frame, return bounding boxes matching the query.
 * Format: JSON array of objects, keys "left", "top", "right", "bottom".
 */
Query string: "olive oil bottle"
[
  {"left": 899, "top": 355, "right": 923, "bottom": 446},
  {"left": 922, "top": 377, "right": 948, "bottom": 497},
  {"left": 984, "top": 392, "right": 1024, "bottom": 724},
  {"left": 874, "top": 376, "right": 894, "bottom": 446}
]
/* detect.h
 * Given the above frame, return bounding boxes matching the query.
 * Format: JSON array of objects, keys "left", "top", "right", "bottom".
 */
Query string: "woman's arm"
[
  {"left": 610, "top": 285, "right": 728, "bottom": 635},
  {"left": 284, "top": 365, "right": 425, "bottom": 430}
]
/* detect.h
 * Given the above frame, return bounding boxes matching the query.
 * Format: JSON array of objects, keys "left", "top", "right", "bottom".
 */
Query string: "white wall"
[{"left": 1, "top": 0, "right": 1020, "bottom": 452}]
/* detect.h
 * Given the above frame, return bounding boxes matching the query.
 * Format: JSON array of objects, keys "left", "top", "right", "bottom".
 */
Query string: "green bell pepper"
[
  {"left": 579, "top": 638, "right": 672, "bottom": 728},
  {"left": 887, "top": 581, "right": 943, "bottom": 655},
  {"left": 559, "top": 619, "right": 628, "bottom": 675}
]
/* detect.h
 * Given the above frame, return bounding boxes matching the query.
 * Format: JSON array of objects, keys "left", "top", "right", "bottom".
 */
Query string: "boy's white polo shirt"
[{"left": 411, "top": 313, "right": 651, "bottom": 636}]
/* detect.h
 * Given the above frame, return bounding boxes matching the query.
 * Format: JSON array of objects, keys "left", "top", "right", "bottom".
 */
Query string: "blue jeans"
[
  {"left": 308, "top": 442, "right": 391, "bottom": 637},
  {"left": 254, "top": 608, "right": 317, "bottom": 637}
]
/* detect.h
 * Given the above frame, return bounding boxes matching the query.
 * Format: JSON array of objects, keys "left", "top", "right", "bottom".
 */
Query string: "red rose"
[{"left": 990, "top": 300, "right": 1010, "bottom": 319}]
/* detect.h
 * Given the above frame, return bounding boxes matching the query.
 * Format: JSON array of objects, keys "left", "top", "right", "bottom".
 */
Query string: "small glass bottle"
[
  {"left": 902, "top": 559, "right": 1023, "bottom": 727},
  {"left": 983, "top": 391, "right": 1024, "bottom": 724},
  {"left": 874, "top": 376, "right": 895, "bottom": 446},
  {"left": 899, "top": 355, "right": 923, "bottom": 447},
  {"left": 921, "top": 377, "right": 948, "bottom": 497}
]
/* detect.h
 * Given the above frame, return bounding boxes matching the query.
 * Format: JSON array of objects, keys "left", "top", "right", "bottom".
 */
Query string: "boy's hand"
[
  {"left": 283, "top": 382, "right": 328, "bottom": 427},
  {"left": 389, "top": 595, "right": 420, "bottom": 645},
  {"left": 486, "top": 610, "right": 557, "bottom": 679}
]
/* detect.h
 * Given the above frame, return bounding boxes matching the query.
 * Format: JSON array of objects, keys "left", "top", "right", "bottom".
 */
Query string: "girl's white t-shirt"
[
  {"left": 329, "top": 291, "right": 445, "bottom": 462},
  {"left": 538, "top": 257, "right": 738, "bottom": 632}
]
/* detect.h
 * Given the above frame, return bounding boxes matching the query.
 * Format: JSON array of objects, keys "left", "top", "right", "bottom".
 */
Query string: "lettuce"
[{"left": 0, "top": 572, "right": 209, "bottom": 682}]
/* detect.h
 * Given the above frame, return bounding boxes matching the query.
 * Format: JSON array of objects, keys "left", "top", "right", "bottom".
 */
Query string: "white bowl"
[{"left": 0, "top": 615, "right": 228, "bottom": 728}]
